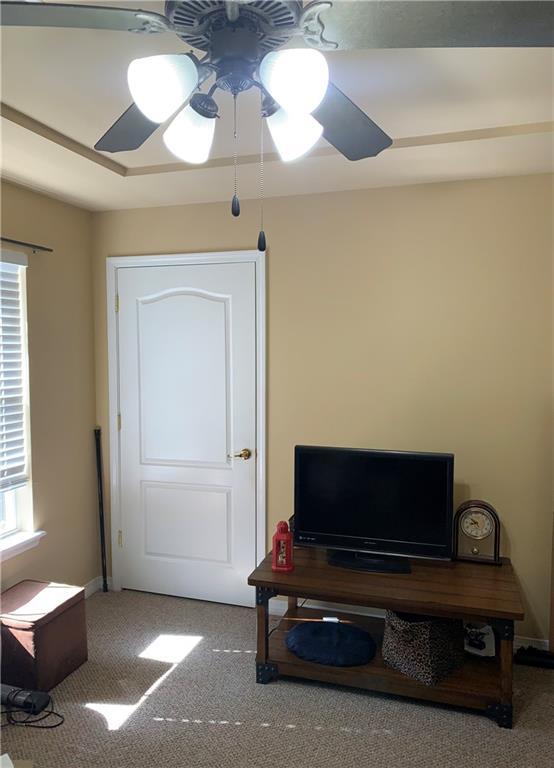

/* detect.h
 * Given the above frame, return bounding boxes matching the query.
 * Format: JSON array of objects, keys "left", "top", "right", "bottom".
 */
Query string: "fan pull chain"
[
  {"left": 231, "top": 94, "right": 240, "bottom": 217},
  {"left": 257, "top": 108, "right": 266, "bottom": 252}
]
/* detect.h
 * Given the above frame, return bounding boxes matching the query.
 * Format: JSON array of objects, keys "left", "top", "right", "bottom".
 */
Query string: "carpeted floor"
[{"left": 3, "top": 590, "right": 554, "bottom": 768}]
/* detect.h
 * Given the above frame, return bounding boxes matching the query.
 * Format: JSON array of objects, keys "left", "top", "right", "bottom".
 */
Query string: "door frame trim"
[{"left": 106, "top": 250, "right": 266, "bottom": 592}]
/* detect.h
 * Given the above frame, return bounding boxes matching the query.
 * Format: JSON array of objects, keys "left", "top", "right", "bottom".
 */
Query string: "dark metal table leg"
[
  {"left": 255, "top": 586, "right": 278, "bottom": 684},
  {"left": 489, "top": 619, "right": 515, "bottom": 728}
]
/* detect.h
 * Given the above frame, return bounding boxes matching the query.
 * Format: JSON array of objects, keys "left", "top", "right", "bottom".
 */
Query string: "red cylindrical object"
[{"left": 272, "top": 520, "right": 294, "bottom": 572}]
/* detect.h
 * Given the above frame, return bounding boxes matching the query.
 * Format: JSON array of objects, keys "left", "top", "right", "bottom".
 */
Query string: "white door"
[{"left": 115, "top": 259, "right": 259, "bottom": 607}]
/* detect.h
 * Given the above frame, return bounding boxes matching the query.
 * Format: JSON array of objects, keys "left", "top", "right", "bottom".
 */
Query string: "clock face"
[{"left": 461, "top": 508, "right": 494, "bottom": 540}]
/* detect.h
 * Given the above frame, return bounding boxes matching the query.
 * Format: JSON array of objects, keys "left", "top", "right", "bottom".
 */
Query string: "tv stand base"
[
  {"left": 248, "top": 548, "right": 524, "bottom": 728},
  {"left": 327, "top": 549, "right": 411, "bottom": 574}
]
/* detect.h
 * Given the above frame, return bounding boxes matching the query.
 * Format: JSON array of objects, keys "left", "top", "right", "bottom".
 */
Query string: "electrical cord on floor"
[{"left": 1, "top": 689, "right": 64, "bottom": 729}]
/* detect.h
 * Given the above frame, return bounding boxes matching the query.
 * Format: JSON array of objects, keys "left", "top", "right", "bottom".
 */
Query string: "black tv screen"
[{"left": 294, "top": 446, "right": 454, "bottom": 560}]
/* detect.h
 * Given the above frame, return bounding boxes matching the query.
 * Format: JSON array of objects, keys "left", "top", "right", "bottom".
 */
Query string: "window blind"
[{"left": 0, "top": 260, "right": 28, "bottom": 491}]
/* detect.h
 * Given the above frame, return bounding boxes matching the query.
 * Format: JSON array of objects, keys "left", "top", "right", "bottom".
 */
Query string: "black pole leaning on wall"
[{"left": 94, "top": 427, "right": 109, "bottom": 593}]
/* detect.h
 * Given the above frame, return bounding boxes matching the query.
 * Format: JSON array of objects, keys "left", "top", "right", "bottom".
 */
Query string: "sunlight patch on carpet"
[
  {"left": 139, "top": 634, "right": 203, "bottom": 664},
  {"left": 86, "top": 633, "right": 203, "bottom": 730},
  {"left": 85, "top": 702, "right": 139, "bottom": 731}
]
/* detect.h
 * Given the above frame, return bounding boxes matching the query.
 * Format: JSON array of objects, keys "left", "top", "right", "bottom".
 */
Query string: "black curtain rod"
[{"left": 1, "top": 236, "right": 53, "bottom": 254}]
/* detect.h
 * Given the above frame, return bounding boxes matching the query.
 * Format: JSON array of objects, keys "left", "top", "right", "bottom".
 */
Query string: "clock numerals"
[{"left": 461, "top": 510, "right": 493, "bottom": 540}]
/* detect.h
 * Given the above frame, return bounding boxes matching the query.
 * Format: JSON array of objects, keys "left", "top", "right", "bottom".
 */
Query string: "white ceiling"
[{"left": 1, "top": 1, "right": 552, "bottom": 211}]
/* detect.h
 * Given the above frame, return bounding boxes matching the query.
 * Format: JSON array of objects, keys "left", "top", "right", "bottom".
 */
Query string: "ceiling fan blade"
[
  {"left": 94, "top": 104, "right": 158, "bottom": 153},
  {"left": 319, "top": 1, "right": 554, "bottom": 50},
  {"left": 0, "top": 1, "right": 170, "bottom": 33},
  {"left": 312, "top": 83, "right": 392, "bottom": 161}
]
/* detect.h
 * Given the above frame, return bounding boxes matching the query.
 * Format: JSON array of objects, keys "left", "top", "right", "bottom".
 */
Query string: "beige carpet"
[{"left": 3, "top": 590, "right": 553, "bottom": 768}]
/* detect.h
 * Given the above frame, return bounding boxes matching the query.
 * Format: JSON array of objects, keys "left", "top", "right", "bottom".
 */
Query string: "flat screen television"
[{"left": 294, "top": 446, "right": 454, "bottom": 571}]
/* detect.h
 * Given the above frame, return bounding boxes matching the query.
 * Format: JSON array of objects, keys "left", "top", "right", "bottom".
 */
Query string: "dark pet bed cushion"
[{"left": 285, "top": 621, "right": 376, "bottom": 667}]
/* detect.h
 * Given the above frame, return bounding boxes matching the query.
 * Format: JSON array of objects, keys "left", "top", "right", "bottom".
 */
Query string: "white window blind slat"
[
  {"left": 1, "top": 415, "right": 24, "bottom": 426},
  {"left": 0, "top": 437, "right": 25, "bottom": 447},
  {"left": 0, "top": 261, "right": 28, "bottom": 492},
  {"left": 0, "top": 404, "right": 24, "bottom": 417},
  {"left": 0, "top": 446, "right": 25, "bottom": 457},
  {"left": 1, "top": 426, "right": 24, "bottom": 439},
  {"left": 1, "top": 252, "right": 27, "bottom": 267}
]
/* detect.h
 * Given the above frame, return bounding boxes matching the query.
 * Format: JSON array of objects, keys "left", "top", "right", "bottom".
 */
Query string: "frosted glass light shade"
[
  {"left": 163, "top": 105, "right": 216, "bottom": 164},
  {"left": 260, "top": 49, "right": 329, "bottom": 115},
  {"left": 127, "top": 54, "right": 198, "bottom": 123},
  {"left": 266, "top": 109, "right": 323, "bottom": 162}
]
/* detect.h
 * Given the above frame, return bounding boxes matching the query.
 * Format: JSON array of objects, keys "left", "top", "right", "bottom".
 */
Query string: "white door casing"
[{"left": 106, "top": 251, "right": 265, "bottom": 607}]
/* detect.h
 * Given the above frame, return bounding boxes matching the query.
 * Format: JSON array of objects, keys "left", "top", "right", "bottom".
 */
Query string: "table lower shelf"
[{"left": 264, "top": 607, "right": 504, "bottom": 715}]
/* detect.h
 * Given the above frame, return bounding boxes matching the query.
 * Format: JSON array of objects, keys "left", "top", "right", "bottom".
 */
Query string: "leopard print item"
[{"left": 382, "top": 611, "right": 465, "bottom": 686}]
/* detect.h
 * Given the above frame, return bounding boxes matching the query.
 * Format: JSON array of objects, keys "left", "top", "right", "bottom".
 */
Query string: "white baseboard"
[
  {"left": 268, "top": 597, "right": 549, "bottom": 651},
  {"left": 84, "top": 575, "right": 113, "bottom": 598},
  {"left": 513, "top": 635, "right": 549, "bottom": 651}
]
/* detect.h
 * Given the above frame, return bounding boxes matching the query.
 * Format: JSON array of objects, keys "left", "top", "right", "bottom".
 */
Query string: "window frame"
[{"left": 0, "top": 249, "right": 40, "bottom": 558}]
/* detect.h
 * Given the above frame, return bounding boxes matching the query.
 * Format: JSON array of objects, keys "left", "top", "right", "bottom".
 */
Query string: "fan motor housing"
[
  {"left": 210, "top": 25, "right": 260, "bottom": 63},
  {"left": 165, "top": 0, "right": 302, "bottom": 55}
]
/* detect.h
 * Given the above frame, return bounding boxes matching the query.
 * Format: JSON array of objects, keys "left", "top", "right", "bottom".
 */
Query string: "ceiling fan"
[{"left": 2, "top": 0, "right": 553, "bottom": 168}]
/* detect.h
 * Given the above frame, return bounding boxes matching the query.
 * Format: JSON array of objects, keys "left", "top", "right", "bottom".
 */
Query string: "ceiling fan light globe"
[
  {"left": 127, "top": 54, "right": 198, "bottom": 124},
  {"left": 266, "top": 109, "right": 323, "bottom": 162},
  {"left": 260, "top": 49, "right": 329, "bottom": 115},
  {"left": 163, "top": 105, "right": 216, "bottom": 165}
]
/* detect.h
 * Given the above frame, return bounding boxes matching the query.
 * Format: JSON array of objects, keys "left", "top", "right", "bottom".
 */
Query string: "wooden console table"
[{"left": 248, "top": 548, "right": 524, "bottom": 728}]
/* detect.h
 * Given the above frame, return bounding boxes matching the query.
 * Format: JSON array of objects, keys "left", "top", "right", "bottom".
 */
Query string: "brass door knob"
[{"left": 230, "top": 448, "right": 252, "bottom": 460}]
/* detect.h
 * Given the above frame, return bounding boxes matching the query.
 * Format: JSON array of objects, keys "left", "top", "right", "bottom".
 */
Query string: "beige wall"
[
  {"left": 93, "top": 173, "right": 553, "bottom": 640},
  {"left": 1, "top": 181, "right": 99, "bottom": 590}
]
